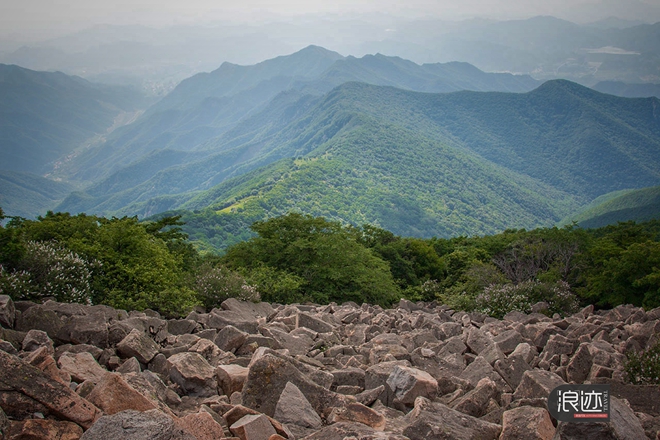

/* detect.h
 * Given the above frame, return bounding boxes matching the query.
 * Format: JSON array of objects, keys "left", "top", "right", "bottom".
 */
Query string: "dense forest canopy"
[{"left": 1, "top": 207, "right": 659, "bottom": 318}]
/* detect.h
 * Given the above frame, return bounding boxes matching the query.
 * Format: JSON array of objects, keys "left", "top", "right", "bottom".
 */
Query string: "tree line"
[{"left": 1, "top": 208, "right": 659, "bottom": 318}]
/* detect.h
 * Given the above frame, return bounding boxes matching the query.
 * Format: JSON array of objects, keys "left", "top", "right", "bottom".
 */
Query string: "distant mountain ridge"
[
  {"left": 0, "top": 64, "right": 153, "bottom": 218},
  {"left": 55, "top": 78, "right": 660, "bottom": 246},
  {"left": 561, "top": 186, "right": 660, "bottom": 228}
]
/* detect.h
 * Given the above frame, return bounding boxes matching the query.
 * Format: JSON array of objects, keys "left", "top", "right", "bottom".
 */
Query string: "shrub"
[
  {"left": 625, "top": 341, "right": 660, "bottom": 385},
  {"left": 473, "top": 280, "right": 580, "bottom": 319},
  {"left": 193, "top": 264, "right": 260, "bottom": 310},
  {"left": 0, "top": 241, "right": 97, "bottom": 304}
]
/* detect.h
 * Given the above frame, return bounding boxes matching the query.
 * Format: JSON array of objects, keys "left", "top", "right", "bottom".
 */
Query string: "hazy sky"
[{"left": 2, "top": 0, "right": 659, "bottom": 39}]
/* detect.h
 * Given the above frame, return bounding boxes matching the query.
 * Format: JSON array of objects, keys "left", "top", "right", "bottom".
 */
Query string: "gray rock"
[
  {"left": 297, "top": 312, "right": 335, "bottom": 333},
  {"left": 56, "top": 312, "right": 109, "bottom": 348},
  {"left": 116, "top": 357, "right": 142, "bottom": 374},
  {"left": 0, "top": 405, "right": 8, "bottom": 439},
  {"left": 386, "top": 365, "right": 438, "bottom": 407},
  {"left": 0, "top": 295, "right": 15, "bottom": 329},
  {"left": 214, "top": 325, "right": 249, "bottom": 353},
  {"left": 494, "top": 354, "right": 532, "bottom": 390},
  {"left": 168, "top": 352, "right": 217, "bottom": 397},
  {"left": 22, "top": 329, "right": 54, "bottom": 354},
  {"left": 230, "top": 413, "right": 277, "bottom": 440},
  {"left": 300, "top": 421, "right": 409, "bottom": 440},
  {"left": 166, "top": 319, "right": 198, "bottom": 335},
  {"left": 274, "top": 381, "right": 323, "bottom": 429},
  {"left": 494, "top": 330, "right": 524, "bottom": 355},
  {"left": 566, "top": 343, "right": 593, "bottom": 383},
  {"left": 216, "top": 364, "right": 249, "bottom": 396},
  {"left": 116, "top": 328, "right": 159, "bottom": 364},
  {"left": 15, "top": 305, "right": 64, "bottom": 341},
  {"left": 365, "top": 360, "right": 412, "bottom": 407},
  {"left": 513, "top": 369, "right": 565, "bottom": 401},
  {"left": 500, "top": 405, "right": 555, "bottom": 440},
  {"left": 81, "top": 409, "right": 195, "bottom": 440},
  {"left": 402, "top": 397, "right": 501, "bottom": 440},
  {"left": 451, "top": 377, "right": 498, "bottom": 417},
  {"left": 241, "top": 353, "right": 351, "bottom": 418}
]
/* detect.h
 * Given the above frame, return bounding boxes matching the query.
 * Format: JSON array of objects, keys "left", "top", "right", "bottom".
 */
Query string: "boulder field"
[{"left": 0, "top": 294, "right": 659, "bottom": 439}]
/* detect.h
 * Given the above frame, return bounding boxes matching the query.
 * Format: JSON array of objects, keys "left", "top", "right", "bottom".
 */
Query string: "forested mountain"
[
  {"left": 55, "top": 46, "right": 540, "bottom": 184},
  {"left": 0, "top": 64, "right": 153, "bottom": 218},
  {"left": 54, "top": 79, "right": 660, "bottom": 249},
  {"left": 562, "top": 185, "right": 660, "bottom": 228},
  {"left": 0, "top": 64, "right": 150, "bottom": 174}
]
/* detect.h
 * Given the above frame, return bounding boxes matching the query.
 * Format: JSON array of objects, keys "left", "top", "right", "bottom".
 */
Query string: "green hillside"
[
  {"left": 562, "top": 186, "right": 660, "bottom": 228},
  {"left": 0, "top": 171, "right": 75, "bottom": 219},
  {"left": 57, "top": 46, "right": 540, "bottom": 185},
  {"left": 0, "top": 64, "right": 151, "bottom": 175}
]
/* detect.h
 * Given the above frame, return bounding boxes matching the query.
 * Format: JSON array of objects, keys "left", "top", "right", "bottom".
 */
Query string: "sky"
[{"left": 2, "top": 0, "right": 660, "bottom": 40}]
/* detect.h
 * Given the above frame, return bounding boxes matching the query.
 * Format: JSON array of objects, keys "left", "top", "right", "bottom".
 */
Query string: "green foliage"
[
  {"left": 625, "top": 340, "right": 660, "bottom": 385},
  {"left": 577, "top": 221, "right": 660, "bottom": 308},
  {"left": 192, "top": 263, "right": 260, "bottom": 310},
  {"left": 473, "top": 280, "right": 580, "bottom": 319},
  {"left": 562, "top": 185, "right": 660, "bottom": 229},
  {"left": 0, "top": 210, "right": 201, "bottom": 317},
  {"left": 223, "top": 213, "right": 400, "bottom": 306},
  {"left": 0, "top": 241, "right": 98, "bottom": 304}
]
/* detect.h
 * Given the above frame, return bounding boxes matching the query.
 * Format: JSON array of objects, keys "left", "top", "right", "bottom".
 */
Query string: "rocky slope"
[{"left": 0, "top": 294, "right": 659, "bottom": 439}]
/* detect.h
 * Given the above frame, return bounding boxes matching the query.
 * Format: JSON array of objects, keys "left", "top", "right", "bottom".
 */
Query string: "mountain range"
[
  {"left": 2, "top": 46, "right": 659, "bottom": 249},
  {"left": 2, "top": 16, "right": 660, "bottom": 92}
]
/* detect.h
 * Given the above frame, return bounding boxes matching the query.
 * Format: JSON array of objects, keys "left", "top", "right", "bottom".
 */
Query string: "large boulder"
[
  {"left": 386, "top": 365, "right": 438, "bottom": 408},
  {"left": 0, "top": 295, "right": 15, "bottom": 329},
  {"left": 241, "top": 353, "right": 352, "bottom": 418},
  {"left": 56, "top": 312, "right": 109, "bottom": 348},
  {"left": 274, "top": 381, "right": 323, "bottom": 429},
  {"left": 6, "top": 419, "right": 83, "bottom": 440},
  {"left": 167, "top": 352, "right": 217, "bottom": 397},
  {"left": 116, "top": 328, "right": 160, "bottom": 364},
  {"left": 81, "top": 409, "right": 195, "bottom": 440},
  {"left": 401, "top": 397, "right": 501, "bottom": 440},
  {"left": 85, "top": 373, "right": 157, "bottom": 415},
  {"left": 0, "top": 349, "right": 101, "bottom": 429},
  {"left": 499, "top": 406, "right": 555, "bottom": 440}
]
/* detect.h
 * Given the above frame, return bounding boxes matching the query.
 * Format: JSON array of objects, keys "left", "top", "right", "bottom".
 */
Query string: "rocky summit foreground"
[{"left": 0, "top": 294, "right": 659, "bottom": 440}]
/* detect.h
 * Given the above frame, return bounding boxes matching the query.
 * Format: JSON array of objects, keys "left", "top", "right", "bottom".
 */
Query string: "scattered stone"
[
  {"left": 116, "top": 328, "right": 159, "bottom": 364},
  {"left": 0, "top": 350, "right": 101, "bottom": 429},
  {"left": 216, "top": 364, "right": 249, "bottom": 396},
  {"left": 175, "top": 410, "right": 226, "bottom": 440},
  {"left": 386, "top": 365, "right": 438, "bottom": 408},
  {"left": 168, "top": 352, "right": 217, "bottom": 397},
  {"left": 0, "top": 295, "right": 15, "bottom": 329},
  {"left": 58, "top": 352, "right": 107, "bottom": 383},
  {"left": 85, "top": 372, "right": 157, "bottom": 415},
  {"left": 22, "top": 329, "right": 54, "bottom": 354},
  {"left": 327, "top": 401, "right": 386, "bottom": 430},
  {"left": 401, "top": 397, "right": 501, "bottom": 440},
  {"left": 513, "top": 369, "right": 565, "bottom": 401},
  {"left": 274, "top": 381, "right": 323, "bottom": 429},
  {"left": 499, "top": 406, "right": 555, "bottom": 440},
  {"left": 80, "top": 409, "right": 195, "bottom": 440},
  {"left": 6, "top": 419, "right": 83, "bottom": 440},
  {"left": 230, "top": 414, "right": 277, "bottom": 440},
  {"left": 214, "top": 325, "right": 249, "bottom": 353}
]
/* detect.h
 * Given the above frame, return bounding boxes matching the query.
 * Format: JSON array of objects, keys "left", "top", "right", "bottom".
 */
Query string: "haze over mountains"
[
  {"left": 2, "top": 15, "right": 660, "bottom": 95},
  {"left": 2, "top": 11, "right": 660, "bottom": 248}
]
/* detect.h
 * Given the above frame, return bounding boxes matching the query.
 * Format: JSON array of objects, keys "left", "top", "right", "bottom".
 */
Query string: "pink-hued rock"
[
  {"left": 7, "top": 419, "right": 83, "bottom": 440},
  {"left": 57, "top": 351, "right": 107, "bottom": 384},
  {"left": 230, "top": 414, "right": 277, "bottom": 440},
  {"left": 499, "top": 406, "right": 555, "bottom": 440},
  {"left": 85, "top": 372, "right": 157, "bottom": 415},
  {"left": 175, "top": 410, "right": 226, "bottom": 440},
  {"left": 216, "top": 363, "right": 249, "bottom": 396},
  {"left": 0, "top": 349, "right": 101, "bottom": 429},
  {"left": 386, "top": 365, "right": 438, "bottom": 407}
]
